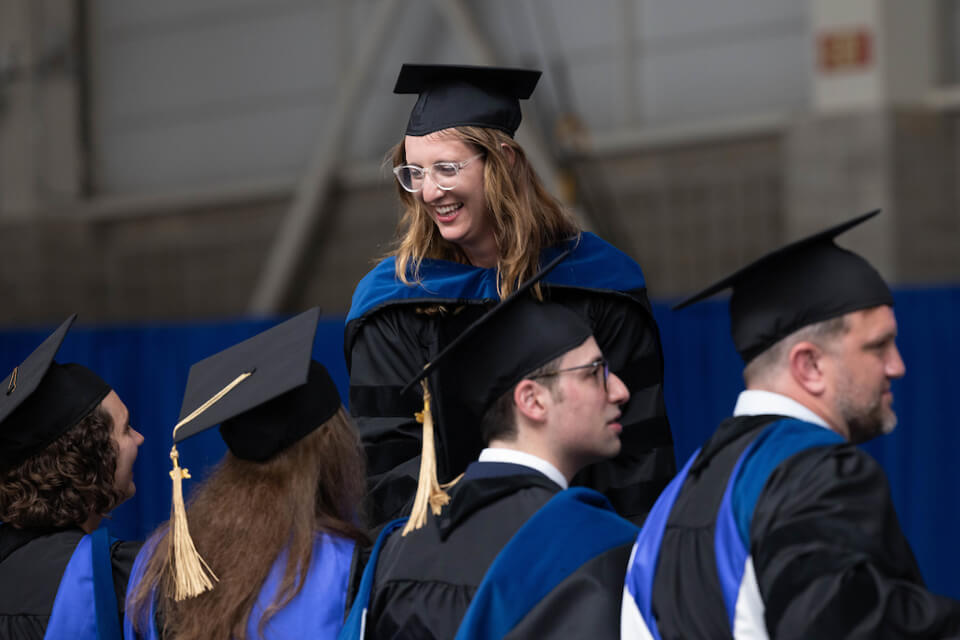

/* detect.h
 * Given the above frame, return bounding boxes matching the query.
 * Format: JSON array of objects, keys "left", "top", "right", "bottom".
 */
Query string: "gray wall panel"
[
  {"left": 91, "top": 0, "right": 809, "bottom": 194},
  {"left": 640, "top": 30, "right": 808, "bottom": 123},
  {"left": 98, "top": 103, "right": 329, "bottom": 192},
  {"left": 637, "top": 0, "right": 805, "bottom": 39}
]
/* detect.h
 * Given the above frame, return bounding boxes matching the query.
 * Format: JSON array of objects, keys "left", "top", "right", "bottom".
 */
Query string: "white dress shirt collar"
[
  {"left": 733, "top": 389, "right": 831, "bottom": 431},
  {"left": 478, "top": 448, "right": 569, "bottom": 489}
]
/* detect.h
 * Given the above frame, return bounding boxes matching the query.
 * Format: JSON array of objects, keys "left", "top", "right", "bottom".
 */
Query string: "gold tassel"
[
  {"left": 166, "top": 445, "right": 218, "bottom": 600},
  {"left": 163, "top": 370, "right": 250, "bottom": 600},
  {"left": 402, "top": 380, "right": 450, "bottom": 536}
]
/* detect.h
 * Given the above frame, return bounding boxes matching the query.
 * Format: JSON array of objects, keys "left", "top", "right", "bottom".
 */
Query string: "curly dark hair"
[{"left": 0, "top": 405, "right": 124, "bottom": 528}]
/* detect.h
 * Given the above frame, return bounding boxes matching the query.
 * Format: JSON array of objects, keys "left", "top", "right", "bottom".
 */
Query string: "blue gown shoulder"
[{"left": 347, "top": 233, "right": 646, "bottom": 323}]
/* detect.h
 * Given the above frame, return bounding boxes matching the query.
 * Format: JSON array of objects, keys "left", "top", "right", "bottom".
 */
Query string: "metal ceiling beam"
[{"left": 248, "top": 0, "right": 402, "bottom": 314}]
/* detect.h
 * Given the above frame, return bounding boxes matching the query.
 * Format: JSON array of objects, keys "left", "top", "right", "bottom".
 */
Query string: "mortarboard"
[
  {"left": 403, "top": 294, "right": 592, "bottom": 424},
  {"left": 400, "top": 249, "right": 592, "bottom": 534},
  {"left": 165, "top": 307, "right": 342, "bottom": 600},
  {"left": 395, "top": 63, "right": 541, "bottom": 137},
  {"left": 0, "top": 315, "right": 111, "bottom": 472},
  {"left": 674, "top": 209, "right": 893, "bottom": 363},
  {"left": 173, "top": 307, "right": 339, "bottom": 461}
]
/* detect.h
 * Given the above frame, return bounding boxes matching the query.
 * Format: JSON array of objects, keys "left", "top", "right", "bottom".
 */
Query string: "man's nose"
[
  {"left": 887, "top": 344, "right": 906, "bottom": 379},
  {"left": 607, "top": 372, "right": 630, "bottom": 405}
]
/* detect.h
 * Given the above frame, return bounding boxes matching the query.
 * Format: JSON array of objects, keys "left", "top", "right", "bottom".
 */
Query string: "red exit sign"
[{"left": 818, "top": 29, "right": 873, "bottom": 72}]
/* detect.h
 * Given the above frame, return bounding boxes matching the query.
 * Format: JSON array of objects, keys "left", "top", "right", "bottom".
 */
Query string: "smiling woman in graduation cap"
[
  {"left": 0, "top": 315, "right": 144, "bottom": 640},
  {"left": 124, "top": 308, "right": 368, "bottom": 640},
  {"left": 346, "top": 63, "right": 675, "bottom": 529}
]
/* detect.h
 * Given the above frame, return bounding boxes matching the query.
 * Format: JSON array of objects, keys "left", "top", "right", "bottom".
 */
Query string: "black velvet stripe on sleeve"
[
  {"left": 346, "top": 305, "right": 434, "bottom": 529},
  {"left": 752, "top": 446, "right": 960, "bottom": 639},
  {"left": 573, "top": 439, "right": 675, "bottom": 524},
  {"left": 365, "top": 456, "right": 421, "bottom": 526},
  {"left": 349, "top": 386, "right": 422, "bottom": 420}
]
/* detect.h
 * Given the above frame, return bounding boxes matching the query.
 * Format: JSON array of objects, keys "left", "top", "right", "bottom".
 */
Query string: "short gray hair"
[{"left": 743, "top": 315, "right": 850, "bottom": 386}]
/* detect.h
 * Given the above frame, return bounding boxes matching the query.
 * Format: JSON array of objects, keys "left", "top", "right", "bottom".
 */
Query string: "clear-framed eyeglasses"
[
  {"left": 527, "top": 359, "right": 610, "bottom": 392},
  {"left": 392, "top": 153, "right": 485, "bottom": 193}
]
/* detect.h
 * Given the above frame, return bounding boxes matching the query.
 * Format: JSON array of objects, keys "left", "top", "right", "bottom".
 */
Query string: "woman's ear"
[{"left": 500, "top": 142, "right": 517, "bottom": 167}]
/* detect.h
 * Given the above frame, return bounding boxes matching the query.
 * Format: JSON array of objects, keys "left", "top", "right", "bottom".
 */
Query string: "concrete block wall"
[
  {"left": 891, "top": 110, "right": 960, "bottom": 283},
  {"left": 785, "top": 108, "right": 960, "bottom": 287},
  {"left": 292, "top": 183, "right": 399, "bottom": 315},
  {"left": 0, "top": 199, "right": 285, "bottom": 326},
  {"left": 0, "top": 181, "right": 400, "bottom": 327},
  {"left": 573, "top": 135, "right": 784, "bottom": 299}
]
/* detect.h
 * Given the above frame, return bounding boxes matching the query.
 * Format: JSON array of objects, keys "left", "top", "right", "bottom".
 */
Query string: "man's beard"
[{"left": 835, "top": 380, "right": 896, "bottom": 444}]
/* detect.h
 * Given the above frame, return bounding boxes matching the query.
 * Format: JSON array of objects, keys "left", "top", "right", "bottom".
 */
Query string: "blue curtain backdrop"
[{"left": 1, "top": 286, "right": 957, "bottom": 599}]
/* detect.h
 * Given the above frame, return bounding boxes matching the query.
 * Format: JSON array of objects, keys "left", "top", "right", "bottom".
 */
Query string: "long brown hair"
[
  {"left": 127, "top": 408, "right": 367, "bottom": 640},
  {"left": 390, "top": 126, "right": 580, "bottom": 298}
]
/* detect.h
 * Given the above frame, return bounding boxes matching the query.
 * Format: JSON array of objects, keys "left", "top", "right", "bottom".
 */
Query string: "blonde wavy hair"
[{"left": 389, "top": 126, "right": 580, "bottom": 299}]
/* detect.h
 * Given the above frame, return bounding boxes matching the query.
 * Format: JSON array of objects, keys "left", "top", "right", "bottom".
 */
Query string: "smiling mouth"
[{"left": 435, "top": 203, "right": 463, "bottom": 221}]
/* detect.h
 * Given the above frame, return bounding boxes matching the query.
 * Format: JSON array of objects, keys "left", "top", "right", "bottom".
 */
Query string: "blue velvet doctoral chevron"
[
  {"left": 730, "top": 419, "right": 844, "bottom": 546},
  {"left": 454, "top": 488, "right": 638, "bottom": 640},
  {"left": 91, "top": 526, "right": 122, "bottom": 640},
  {"left": 624, "top": 418, "right": 851, "bottom": 637},
  {"left": 346, "top": 232, "right": 648, "bottom": 323},
  {"left": 44, "top": 534, "right": 102, "bottom": 640},
  {"left": 623, "top": 449, "right": 700, "bottom": 640}
]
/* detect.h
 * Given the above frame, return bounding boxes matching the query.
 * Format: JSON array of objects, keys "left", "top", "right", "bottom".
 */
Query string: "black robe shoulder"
[
  {"left": 644, "top": 415, "right": 960, "bottom": 640},
  {"left": 366, "top": 463, "right": 633, "bottom": 640},
  {"left": 367, "top": 467, "right": 559, "bottom": 639},
  {"left": 0, "top": 526, "right": 139, "bottom": 640}
]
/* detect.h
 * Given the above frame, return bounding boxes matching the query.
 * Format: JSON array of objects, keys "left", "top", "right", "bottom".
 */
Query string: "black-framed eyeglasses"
[
  {"left": 528, "top": 358, "right": 609, "bottom": 391},
  {"left": 392, "top": 153, "right": 484, "bottom": 193}
]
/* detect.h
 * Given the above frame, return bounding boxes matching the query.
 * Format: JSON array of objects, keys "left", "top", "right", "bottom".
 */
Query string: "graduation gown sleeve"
[
  {"left": 345, "top": 304, "right": 431, "bottom": 525},
  {"left": 751, "top": 445, "right": 960, "bottom": 640}
]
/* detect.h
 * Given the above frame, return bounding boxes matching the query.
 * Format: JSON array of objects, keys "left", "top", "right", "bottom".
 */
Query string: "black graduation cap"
[
  {"left": 674, "top": 210, "right": 893, "bottom": 363},
  {"left": 395, "top": 63, "right": 541, "bottom": 137},
  {"left": 165, "top": 307, "right": 345, "bottom": 600},
  {"left": 0, "top": 315, "right": 111, "bottom": 472},
  {"left": 399, "top": 248, "right": 592, "bottom": 534},
  {"left": 173, "top": 307, "right": 340, "bottom": 461},
  {"left": 402, "top": 249, "right": 592, "bottom": 420}
]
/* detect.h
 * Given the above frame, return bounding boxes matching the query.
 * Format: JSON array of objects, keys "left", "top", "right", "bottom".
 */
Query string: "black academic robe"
[
  {"left": 367, "top": 462, "right": 631, "bottom": 640},
  {"left": 647, "top": 415, "right": 960, "bottom": 640},
  {"left": 0, "top": 525, "right": 139, "bottom": 640},
  {"left": 345, "top": 233, "right": 675, "bottom": 528}
]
